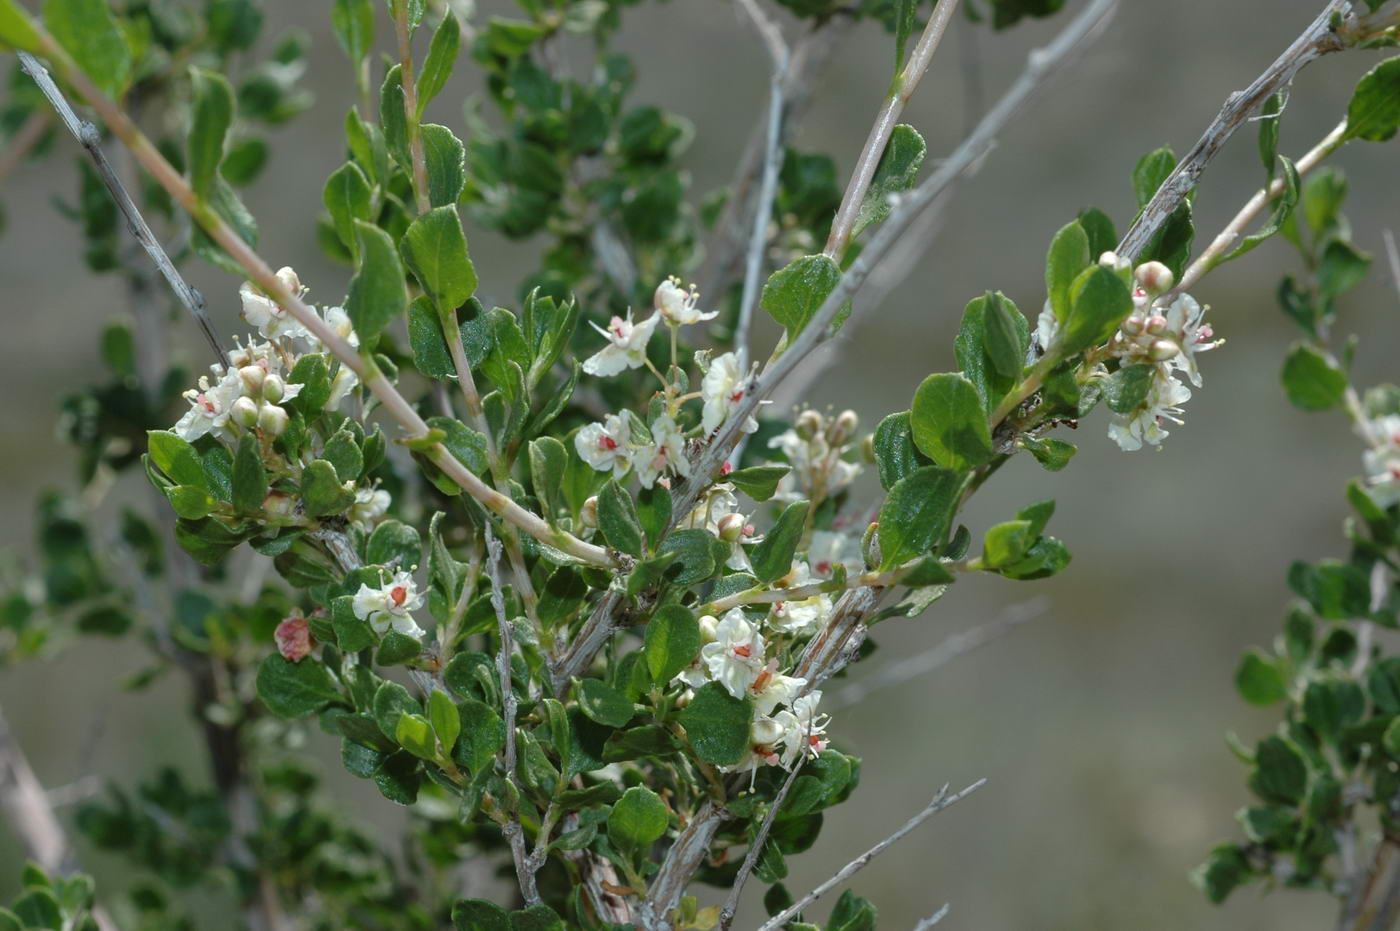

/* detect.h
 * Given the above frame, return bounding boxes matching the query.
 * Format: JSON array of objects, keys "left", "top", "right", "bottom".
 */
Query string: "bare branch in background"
[
  {"left": 0, "top": 108, "right": 51, "bottom": 186},
  {"left": 827, "top": 598, "right": 1048, "bottom": 712},
  {"left": 914, "top": 903, "right": 952, "bottom": 929},
  {"left": 1383, "top": 229, "right": 1400, "bottom": 303},
  {"left": 719, "top": 750, "right": 808, "bottom": 929},
  {"left": 1118, "top": 0, "right": 1352, "bottom": 261},
  {"left": 0, "top": 702, "right": 119, "bottom": 931},
  {"left": 18, "top": 51, "right": 225, "bottom": 367},
  {"left": 756, "top": 780, "right": 987, "bottom": 931}
]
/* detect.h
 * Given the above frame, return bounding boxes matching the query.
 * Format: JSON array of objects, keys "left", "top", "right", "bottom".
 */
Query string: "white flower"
[
  {"left": 769, "top": 578, "right": 831, "bottom": 636},
  {"left": 700, "top": 609, "right": 765, "bottom": 699},
  {"left": 768, "top": 424, "right": 861, "bottom": 503},
  {"left": 582, "top": 311, "right": 659, "bottom": 377},
  {"left": 1364, "top": 415, "right": 1400, "bottom": 505},
  {"left": 325, "top": 364, "right": 359, "bottom": 410},
  {"left": 575, "top": 414, "right": 633, "bottom": 478},
  {"left": 700, "top": 351, "right": 758, "bottom": 435},
  {"left": 352, "top": 570, "right": 425, "bottom": 638},
  {"left": 349, "top": 486, "right": 390, "bottom": 531},
  {"left": 321, "top": 305, "right": 360, "bottom": 349},
  {"left": 1034, "top": 299, "right": 1059, "bottom": 353},
  {"left": 748, "top": 662, "right": 807, "bottom": 716},
  {"left": 719, "top": 716, "right": 786, "bottom": 774},
  {"left": 775, "top": 690, "right": 830, "bottom": 767},
  {"left": 173, "top": 370, "right": 244, "bottom": 441},
  {"left": 634, "top": 414, "right": 691, "bottom": 489},
  {"left": 239, "top": 267, "right": 310, "bottom": 342},
  {"left": 1159, "top": 293, "right": 1221, "bottom": 388},
  {"left": 654, "top": 277, "right": 716, "bottom": 326},
  {"left": 808, "top": 530, "right": 861, "bottom": 578},
  {"left": 1107, "top": 366, "right": 1192, "bottom": 452}
]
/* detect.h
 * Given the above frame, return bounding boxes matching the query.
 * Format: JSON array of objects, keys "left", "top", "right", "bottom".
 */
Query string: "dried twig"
[
  {"left": 1382, "top": 229, "right": 1400, "bottom": 303},
  {"left": 823, "top": 0, "right": 961, "bottom": 260},
  {"left": 826, "top": 597, "right": 1048, "bottom": 712},
  {"left": 18, "top": 51, "right": 224, "bottom": 366},
  {"left": 0, "top": 702, "right": 119, "bottom": 931},
  {"left": 1117, "top": 0, "right": 1353, "bottom": 261},
  {"left": 719, "top": 755, "right": 807, "bottom": 929},
  {"left": 484, "top": 526, "right": 541, "bottom": 908},
  {"left": 914, "top": 904, "right": 952, "bottom": 929},
  {"left": 756, "top": 780, "right": 986, "bottom": 931}
]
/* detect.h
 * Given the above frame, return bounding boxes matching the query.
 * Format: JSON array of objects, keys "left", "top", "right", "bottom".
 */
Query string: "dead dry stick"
[{"left": 756, "top": 780, "right": 986, "bottom": 931}]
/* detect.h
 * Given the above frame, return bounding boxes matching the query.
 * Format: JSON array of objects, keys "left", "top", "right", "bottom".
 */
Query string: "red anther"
[
  {"left": 599, "top": 435, "right": 618, "bottom": 450},
  {"left": 390, "top": 585, "right": 407, "bottom": 606},
  {"left": 720, "top": 461, "right": 733, "bottom": 475},
  {"left": 733, "top": 644, "right": 752, "bottom": 658}
]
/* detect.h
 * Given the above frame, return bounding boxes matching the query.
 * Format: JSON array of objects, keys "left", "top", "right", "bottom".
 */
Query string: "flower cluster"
[
  {"left": 575, "top": 278, "right": 757, "bottom": 488},
  {"left": 173, "top": 267, "right": 359, "bottom": 443},
  {"left": 1038, "top": 256, "right": 1222, "bottom": 452},
  {"left": 1363, "top": 414, "right": 1400, "bottom": 505},
  {"left": 675, "top": 608, "right": 830, "bottom": 774},
  {"left": 768, "top": 408, "right": 863, "bottom": 503}
]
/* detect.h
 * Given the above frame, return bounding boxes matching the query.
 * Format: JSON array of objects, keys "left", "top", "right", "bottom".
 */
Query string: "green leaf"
[
  {"left": 1194, "top": 843, "right": 1251, "bottom": 905},
  {"left": 634, "top": 482, "right": 672, "bottom": 550},
  {"left": 0, "top": 0, "right": 42, "bottom": 52},
  {"left": 427, "top": 416, "right": 490, "bottom": 478},
  {"left": 187, "top": 68, "right": 234, "bottom": 199},
  {"left": 43, "top": 0, "right": 131, "bottom": 97},
  {"left": 644, "top": 604, "right": 700, "bottom": 686},
  {"left": 1234, "top": 650, "right": 1288, "bottom": 705},
  {"left": 347, "top": 219, "right": 409, "bottom": 343},
  {"left": 395, "top": 712, "right": 436, "bottom": 759},
  {"left": 655, "top": 530, "right": 719, "bottom": 587},
  {"left": 609, "top": 785, "right": 669, "bottom": 852},
  {"left": 1132, "top": 146, "right": 1176, "bottom": 208},
  {"left": 872, "top": 411, "right": 924, "bottom": 491},
  {"left": 166, "top": 485, "right": 216, "bottom": 520},
  {"left": 1056, "top": 265, "right": 1134, "bottom": 358},
  {"left": 1258, "top": 92, "right": 1284, "bottom": 179},
  {"left": 288, "top": 353, "right": 331, "bottom": 414},
  {"left": 376, "top": 631, "right": 422, "bottom": 666},
  {"left": 401, "top": 205, "right": 478, "bottom": 311},
  {"left": 256, "top": 654, "right": 340, "bottom": 718},
  {"left": 528, "top": 436, "right": 567, "bottom": 523},
  {"left": 1288, "top": 559, "right": 1370, "bottom": 620},
  {"left": 1301, "top": 677, "right": 1365, "bottom": 742},
  {"left": 11, "top": 889, "right": 61, "bottom": 931},
  {"left": 367, "top": 519, "right": 421, "bottom": 569},
  {"left": 231, "top": 433, "right": 267, "bottom": 514},
  {"left": 147, "top": 431, "right": 208, "bottom": 488},
  {"left": 331, "top": 0, "right": 374, "bottom": 65},
  {"left": 982, "top": 290, "right": 1026, "bottom": 378},
  {"left": 828, "top": 890, "right": 877, "bottom": 931},
  {"left": 323, "top": 162, "right": 372, "bottom": 258},
  {"left": 1317, "top": 239, "right": 1371, "bottom": 302},
  {"left": 578, "top": 679, "right": 635, "bottom": 728},
  {"left": 750, "top": 501, "right": 809, "bottom": 583},
  {"left": 1077, "top": 207, "right": 1117, "bottom": 258},
  {"left": 454, "top": 698, "right": 505, "bottom": 774},
  {"left": 373, "top": 679, "right": 421, "bottom": 741},
  {"left": 726, "top": 465, "right": 789, "bottom": 502},
  {"left": 1102, "top": 363, "right": 1155, "bottom": 414},
  {"left": 380, "top": 64, "right": 409, "bottom": 168},
  {"left": 1281, "top": 343, "right": 1346, "bottom": 411},
  {"left": 981, "top": 519, "right": 1033, "bottom": 569},
  {"left": 428, "top": 688, "right": 461, "bottom": 753},
  {"left": 1222, "top": 156, "right": 1299, "bottom": 262},
  {"left": 301, "top": 459, "right": 354, "bottom": 517},
  {"left": 893, "top": 0, "right": 917, "bottom": 72},
  {"left": 421, "top": 123, "right": 467, "bottom": 207},
  {"left": 761, "top": 254, "right": 841, "bottom": 338},
  {"left": 1020, "top": 435, "right": 1076, "bottom": 472},
  {"left": 910, "top": 373, "right": 994, "bottom": 470},
  {"left": 854, "top": 124, "right": 925, "bottom": 238},
  {"left": 417, "top": 11, "right": 459, "bottom": 116},
  {"left": 1045, "top": 220, "right": 1090, "bottom": 324},
  {"left": 409, "top": 296, "right": 455, "bottom": 379},
  {"left": 597, "top": 480, "right": 644, "bottom": 558},
  {"left": 1345, "top": 57, "right": 1400, "bottom": 142},
  {"left": 331, "top": 597, "right": 374, "bottom": 652},
  {"left": 877, "top": 465, "right": 960, "bottom": 570},
  {"left": 680, "top": 681, "right": 753, "bottom": 766},
  {"left": 1248, "top": 735, "right": 1306, "bottom": 806},
  {"left": 453, "top": 899, "right": 510, "bottom": 931}
]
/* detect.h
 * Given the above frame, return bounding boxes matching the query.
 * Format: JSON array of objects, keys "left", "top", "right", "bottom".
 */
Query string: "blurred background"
[{"left": 2, "top": 0, "right": 1398, "bottom": 927}]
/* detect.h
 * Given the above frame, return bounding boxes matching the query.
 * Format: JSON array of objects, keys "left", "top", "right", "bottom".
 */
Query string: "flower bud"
[
  {"left": 795, "top": 409, "right": 823, "bottom": 440},
  {"left": 262, "top": 374, "right": 286, "bottom": 403},
  {"left": 698, "top": 614, "right": 719, "bottom": 643},
  {"left": 1120, "top": 314, "right": 1145, "bottom": 336},
  {"left": 257, "top": 403, "right": 290, "bottom": 436},
  {"left": 580, "top": 496, "right": 599, "bottom": 528},
  {"left": 238, "top": 364, "right": 266, "bottom": 395},
  {"left": 274, "top": 616, "right": 315, "bottom": 662},
  {"left": 861, "top": 433, "right": 876, "bottom": 462},
  {"left": 1144, "top": 315, "right": 1168, "bottom": 336},
  {"left": 717, "top": 512, "right": 746, "bottom": 543},
  {"left": 1148, "top": 339, "right": 1180, "bottom": 362},
  {"left": 1134, "top": 261, "right": 1174, "bottom": 294},
  {"left": 275, "top": 266, "right": 302, "bottom": 295},
  {"left": 263, "top": 490, "right": 295, "bottom": 518},
  {"left": 751, "top": 717, "right": 784, "bottom": 745},
  {"left": 231, "top": 396, "right": 260, "bottom": 428},
  {"left": 1098, "top": 250, "right": 1120, "bottom": 268},
  {"left": 827, "top": 410, "right": 859, "bottom": 446}
]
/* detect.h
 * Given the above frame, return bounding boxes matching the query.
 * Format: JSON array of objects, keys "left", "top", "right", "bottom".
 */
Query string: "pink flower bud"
[
  {"left": 717, "top": 512, "right": 746, "bottom": 543},
  {"left": 1134, "top": 261, "right": 1174, "bottom": 294},
  {"left": 1145, "top": 315, "right": 1168, "bottom": 336},
  {"left": 238, "top": 365, "right": 266, "bottom": 394},
  {"left": 581, "top": 496, "right": 599, "bottom": 528},
  {"left": 274, "top": 616, "right": 315, "bottom": 662}
]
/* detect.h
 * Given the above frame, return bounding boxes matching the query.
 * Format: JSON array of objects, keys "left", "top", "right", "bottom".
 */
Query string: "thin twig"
[
  {"left": 392, "top": 1, "right": 431, "bottom": 215},
  {"left": 484, "top": 527, "right": 540, "bottom": 908},
  {"left": 826, "top": 597, "right": 1048, "bottom": 712},
  {"left": 719, "top": 756, "right": 807, "bottom": 929},
  {"left": 732, "top": 0, "right": 789, "bottom": 371},
  {"left": 1117, "top": 0, "right": 1353, "bottom": 261},
  {"left": 823, "top": 0, "right": 961, "bottom": 260},
  {"left": 0, "top": 703, "right": 119, "bottom": 931},
  {"left": 0, "top": 107, "right": 50, "bottom": 185},
  {"left": 1171, "top": 119, "right": 1348, "bottom": 295},
  {"left": 1382, "top": 229, "right": 1400, "bottom": 304},
  {"left": 914, "top": 904, "right": 952, "bottom": 929},
  {"left": 18, "top": 51, "right": 225, "bottom": 366},
  {"left": 756, "top": 780, "right": 986, "bottom": 931}
]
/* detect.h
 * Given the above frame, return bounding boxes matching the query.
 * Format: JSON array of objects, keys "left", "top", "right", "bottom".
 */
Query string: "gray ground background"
[{"left": 3, "top": 0, "right": 1399, "bottom": 927}]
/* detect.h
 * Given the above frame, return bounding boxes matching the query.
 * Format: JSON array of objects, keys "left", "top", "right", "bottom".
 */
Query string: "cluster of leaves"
[
  {"left": 0, "top": 864, "right": 100, "bottom": 931},
  {"left": 1197, "top": 161, "right": 1400, "bottom": 907}
]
